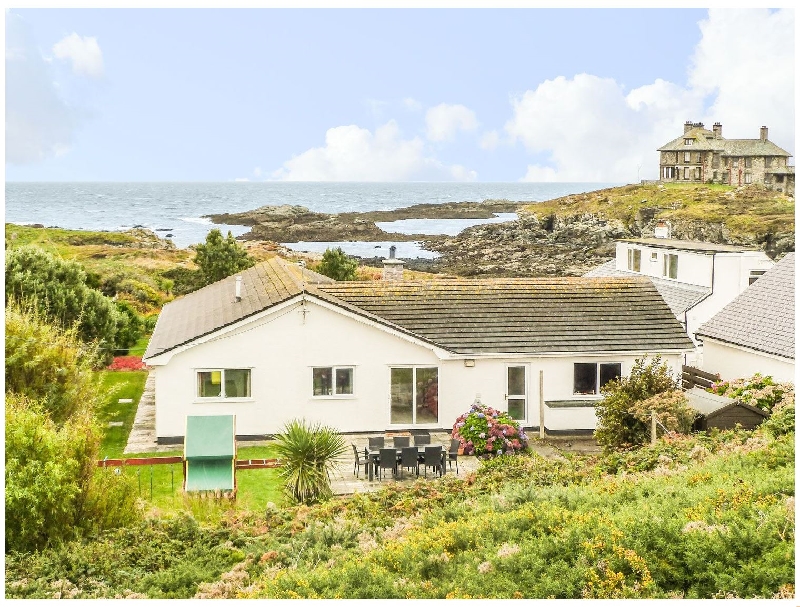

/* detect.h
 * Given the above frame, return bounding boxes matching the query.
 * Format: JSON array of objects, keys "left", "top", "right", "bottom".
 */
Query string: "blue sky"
[{"left": 4, "top": 8, "right": 795, "bottom": 182}]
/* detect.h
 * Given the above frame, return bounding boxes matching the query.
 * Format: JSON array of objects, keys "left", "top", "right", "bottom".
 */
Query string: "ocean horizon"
[{"left": 5, "top": 181, "right": 622, "bottom": 249}]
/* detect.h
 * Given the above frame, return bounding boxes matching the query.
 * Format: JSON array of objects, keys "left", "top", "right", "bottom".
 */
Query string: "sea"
[{"left": 4, "top": 182, "right": 619, "bottom": 257}]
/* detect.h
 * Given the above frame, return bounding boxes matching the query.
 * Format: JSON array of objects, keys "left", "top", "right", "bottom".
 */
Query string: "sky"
[{"left": 3, "top": 7, "right": 795, "bottom": 183}]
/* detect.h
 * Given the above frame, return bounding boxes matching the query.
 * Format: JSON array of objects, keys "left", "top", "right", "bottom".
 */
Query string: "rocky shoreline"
[{"left": 207, "top": 185, "right": 794, "bottom": 278}]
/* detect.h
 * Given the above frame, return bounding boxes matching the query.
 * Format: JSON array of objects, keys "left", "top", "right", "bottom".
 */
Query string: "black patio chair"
[
  {"left": 448, "top": 438, "right": 461, "bottom": 474},
  {"left": 422, "top": 445, "right": 443, "bottom": 478},
  {"left": 393, "top": 435, "right": 410, "bottom": 448},
  {"left": 378, "top": 448, "right": 397, "bottom": 480},
  {"left": 399, "top": 446, "right": 419, "bottom": 479},
  {"left": 413, "top": 433, "right": 431, "bottom": 446},
  {"left": 368, "top": 436, "right": 385, "bottom": 450},
  {"left": 352, "top": 444, "right": 369, "bottom": 478}
]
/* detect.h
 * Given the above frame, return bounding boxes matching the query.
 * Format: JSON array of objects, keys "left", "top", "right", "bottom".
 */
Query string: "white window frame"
[
  {"left": 663, "top": 253, "right": 678, "bottom": 280},
  {"left": 505, "top": 364, "right": 528, "bottom": 421},
  {"left": 684, "top": 151, "right": 691, "bottom": 162},
  {"left": 650, "top": 251, "right": 659, "bottom": 262},
  {"left": 311, "top": 366, "right": 356, "bottom": 398},
  {"left": 627, "top": 248, "right": 641, "bottom": 272},
  {"left": 196, "top": 368, "right": 252, "bottom": 401},
  {"left": 573, "top": 362, "right": 622, "bottom": 396},
  {"left": 684, "top": 138, "right": 693, "bottom": 146},
  {"left": 388, "top": 365, "right": 439, "bottom": 426}
]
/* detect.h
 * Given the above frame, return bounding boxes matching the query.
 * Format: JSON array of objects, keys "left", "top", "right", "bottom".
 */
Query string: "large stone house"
[{"left": 657, "top": 121, "right": 794, "bottom": 196}]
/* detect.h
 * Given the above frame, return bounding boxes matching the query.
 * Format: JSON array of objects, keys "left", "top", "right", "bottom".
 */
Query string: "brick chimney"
[
  {"left": 684, "top": 120, "right": 694, "bottom": 134},
  {"left": 382, "top": 245, "right": 404, "bottom": 281},
  {"left": 712, "top": 122, "right": 722, "bottom": 139},
  {"left": 760, "top": 126, "right": 768, "bottom": 141}
]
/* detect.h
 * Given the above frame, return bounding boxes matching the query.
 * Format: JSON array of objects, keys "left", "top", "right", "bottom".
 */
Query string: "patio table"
[{"left": 367, "top": 445, "right": 446, "bottom": 481}]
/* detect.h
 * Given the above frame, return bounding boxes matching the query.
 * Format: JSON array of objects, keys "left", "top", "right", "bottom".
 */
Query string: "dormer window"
[{"left": 684, "top": 138, "right": 693, "bottom": 146}]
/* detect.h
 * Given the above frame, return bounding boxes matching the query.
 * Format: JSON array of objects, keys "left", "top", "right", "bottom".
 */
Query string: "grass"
[
  {"left": 127, "top": 335, "right": 151, "bottom": 357},
  {"left": 97, "top": 370, "right": 148, "bottom": 457}
]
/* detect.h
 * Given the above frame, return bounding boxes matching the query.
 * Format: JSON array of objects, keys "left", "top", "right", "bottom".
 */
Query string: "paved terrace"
[{"left": 126, "top": 372, "right": 600, "bottom": 495}]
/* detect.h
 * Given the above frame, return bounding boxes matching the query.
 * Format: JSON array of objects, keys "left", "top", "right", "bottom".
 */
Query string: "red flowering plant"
[
  {"left": 107, "top": 356, "right": 146, "bottom": 371},
  {"left": 451, "top": 401, "right": 528, "bottom": 456}
]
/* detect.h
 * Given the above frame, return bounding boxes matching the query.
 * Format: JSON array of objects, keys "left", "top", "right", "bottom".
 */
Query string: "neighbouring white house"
[
  {"left": 585, "top": 236, "right": 774, "bottom": 361},
  {"left": 695, "top": 253, "right": 794, "bottom": 383},
  {"left": 143, "top": 257, "right": 694, "bottom": 442}
]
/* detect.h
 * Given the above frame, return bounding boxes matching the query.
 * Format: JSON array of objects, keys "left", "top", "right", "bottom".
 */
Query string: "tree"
[
  {"left": 193, "top": 229, "right": 254, "bottom": 286},
  {"left": 4, "top": 245, "right": 129, "bottom": 362},
  {"left": 594, "top": 355, "right": 681, "bottom": 452},
  {"left": 316, "top": 247, "right": 358, "bottom": 281},
  {"left": 274, "top": 419, "right": 347, "bottom": 504}
]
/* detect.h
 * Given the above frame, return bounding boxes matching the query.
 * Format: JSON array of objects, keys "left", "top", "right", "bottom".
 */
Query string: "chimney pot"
[
  {"left": 382, "top": 249, "right": 404, "bottom": 281},
  {"left": 713, "top": 122, "right": 722, "bottom": 139},
  {"left": 389, "top": 245, "right": 396, "bottom": 259},
  {"left": 235, "top": 275, "right": 242, "bottom": 302},
  {"left": 684, "top": 120, "right": 693, "bottom": 134},
  {"left": 760, "top": 126, "right": 768, "bottom": 141}
]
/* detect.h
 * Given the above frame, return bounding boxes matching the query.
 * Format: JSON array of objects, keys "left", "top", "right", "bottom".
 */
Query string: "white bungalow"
[
  {"left": 585, "top": 237, "right": 774, "bottom": 357},
  {"left": 143, "top": 257, "right": 694, "bottom": 442},
  {"left": 695, "top": 253, "right": 794, "bottom": 383}
]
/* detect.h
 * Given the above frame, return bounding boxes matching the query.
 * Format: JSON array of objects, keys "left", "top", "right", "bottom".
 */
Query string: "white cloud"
[
  {"left": 425, "top": 103, "right": 478, "bottom": 142},
  {"left": 479, "top": 130, "right": 501, "bottom": 151},
  {"left": 5, "top": 13, "right": 77, "bottom": 164},
  {"left": 272, "top": 120, "right": 476, "bottom": 182},
  {"left": 403, "top": 97, "right": 422, "bottom": 111},
  {"left": 52, "top": 32, "right": 104, "bottom": 78},
  {"left": 507, "top": 8, "right": 793, "bottom": 182}
]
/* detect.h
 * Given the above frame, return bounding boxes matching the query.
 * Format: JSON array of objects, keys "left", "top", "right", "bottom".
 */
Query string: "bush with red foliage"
[{"left": 107, "top": 356, "right": 146, "bottom": 371}]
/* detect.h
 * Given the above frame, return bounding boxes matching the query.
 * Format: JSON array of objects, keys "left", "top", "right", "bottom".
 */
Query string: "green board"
[
  {"left": 184, "top": 415, "right": 236, "bottom": 492},
  {"left": 185, "top": 459, "right": 235, "bottom": 491},
  {"left": 184, "top": 415, "right": 235, "bottom": 460}
]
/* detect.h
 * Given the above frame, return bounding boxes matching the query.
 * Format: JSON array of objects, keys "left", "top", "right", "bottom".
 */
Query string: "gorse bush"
[
  {"left": 274, "top": 419, "right": 347, "bottom": 504},
  {"left": 452, "top": 402, "right": 527, "bottom": 456},
  {"left": 594, "top": 355, "right": 681, "bottom": 452}
]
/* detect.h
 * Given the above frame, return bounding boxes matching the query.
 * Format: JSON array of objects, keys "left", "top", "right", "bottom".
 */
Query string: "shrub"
[
  {"left": 193, "top": 229, "right": 254, "bottom": 286},
  {"left": 108, "top": 355, "right": 146, "bottom": 371},
  {"left": 5, "top": 302, "right": 103, "bottom": 423},
  {"left": 274, "top": 419, "right": 347, "bottom": 504},
  {"left": 629, "top": 390, "right": 697, "bottom": 435},
  {"left": 451, "top": 402, "right": 527, "bottom": 456},
  {"left": 314, "top": 247, "right": 358, "bottom": 281},
  {"left": 5, "top": 245, "right": 127, "bottom": 361},
  {"left": 762, "top": 402, "right": 795, "bottom": 437},
  {"left": 113, "top": 300, "right": 143, "bottom": 354},
  {"left": 710, "top": 373, "right": 794, "bottom": 414},
  {"left": 594, "top": 355, "right": 680, "bottom": 452},
  {"left": 5, "top": 394, "right": 140, "bottom": 553}
]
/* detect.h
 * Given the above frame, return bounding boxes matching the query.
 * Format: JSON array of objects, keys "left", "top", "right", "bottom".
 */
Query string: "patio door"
[
  {"left": 390, "top": 367, "right": 438, "bottom": 425},
  {"left": 506, "top": 365, "right": 527, "bottom": 421}
]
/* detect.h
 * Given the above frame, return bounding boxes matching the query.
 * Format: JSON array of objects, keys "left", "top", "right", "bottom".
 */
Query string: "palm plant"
[{"left": 274, "top": 419, "right": 347, "bottom": 504}]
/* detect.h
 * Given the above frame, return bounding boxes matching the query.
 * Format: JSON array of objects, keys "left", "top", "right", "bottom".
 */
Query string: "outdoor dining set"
[{"left": 352, "top": 431, "right": 461, "bottom": 482}]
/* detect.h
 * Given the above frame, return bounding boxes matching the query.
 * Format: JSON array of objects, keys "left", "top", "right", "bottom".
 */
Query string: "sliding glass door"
[{"left": 390, "top": 367, "right": 438, "bottom": 425}]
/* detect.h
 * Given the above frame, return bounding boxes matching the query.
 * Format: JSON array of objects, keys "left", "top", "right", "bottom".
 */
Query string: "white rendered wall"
[
  {"left": 150, "top": 297, "right": 686, "bottom": 437},
  {"left": 701, "top": 338, "right": 795, "bottom": 383}
]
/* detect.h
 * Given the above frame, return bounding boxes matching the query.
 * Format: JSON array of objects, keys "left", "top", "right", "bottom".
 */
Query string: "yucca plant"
[{"left": 274, "top": 419, "right": 347, "bottom": 504}]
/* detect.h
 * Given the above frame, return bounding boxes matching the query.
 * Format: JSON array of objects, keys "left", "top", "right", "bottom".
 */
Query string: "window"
[
  {"left": 507, "top": 366, "right": 526, "bottom": 420},
  {"left": 312, "top": 366, "right": 354, "bottom": 396},
  {"left": 745, "top": 157, "right": 752, "bottom": 168},
  {"left": 712, "top": 171, "right": 718, "bottom": 181},
  {"left": 627, "top": 248, "right": 641, "bottom": 272},
  {"left": 684, "top": 151, "right": 691, "bottom": 162},
  {"left": 744, "top": 173, "right": 752, "bottom": 184},
  {"left": 683, "top": 167, "right": 690, "bottom": 180},
  {"left": 684, "top": 138, "right": 693, "bottom": 146},
  {"left": 694, "top": 167, "right": 702, "bottom": 180},
  {"left": 765, "top": 156, "right": 773, "bottom": 168},
  {"left": 712, "top": 153, "right": 720, "bottom": 168},
  {"left": 749, "top": 270, "right": 767, "bottom": 285},
  {"left": 650, "top": 252, "right": 658, "bottom": 262},
  {"left": 573, "top": 363, "right": 622, "bottom": 395},
  {"left": 390, "top": 367, "right": 438, "bottom": 425},
  {"left": 197, "top": 369, "right": 251, "bottom": 399},
  {"left": 696, "top": 152, "right": 702, "bottom": 164},
  {"left": 733, "top": 158, "right": 739, "bottom": 168},
  {"left": 663, "top": 166, "right": 675, "bottom": 179},
  {"left": 663, "top": 253, "right": 678, "bottom": 279}
]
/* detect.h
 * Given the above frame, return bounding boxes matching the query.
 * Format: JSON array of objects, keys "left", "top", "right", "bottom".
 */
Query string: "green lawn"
[
  {"left": 97, "top": 370, "right": 148, "bottom": 457},
  {"left": 127, "top": 335, "right": 151, "bottom": 357}
]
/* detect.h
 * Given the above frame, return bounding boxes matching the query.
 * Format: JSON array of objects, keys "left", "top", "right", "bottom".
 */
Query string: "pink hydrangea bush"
[
  {"left": 709, "top": 373, "right": 794, "bottom": 414},
  {"left": 451, "top": 403, "right": 528, "bottom": 456}
]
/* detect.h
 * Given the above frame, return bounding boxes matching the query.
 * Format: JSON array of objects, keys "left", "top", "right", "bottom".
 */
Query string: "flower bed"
[
  {"left": 451, "top": 402, "right": 527, "bottom": 456},
  {"left": 108, "top": 356, "right": 146, "bottom": 371}
]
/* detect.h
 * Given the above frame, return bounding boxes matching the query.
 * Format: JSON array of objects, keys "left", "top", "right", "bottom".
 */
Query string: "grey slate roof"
[
  {"left": 145, "top": 258, "right": 694, "bottom": 359},
  {"left": 685, "top": 387, "right": 736, "bottom": 416},
  {"left": 143, "top": 258, "right": 333, "bottom": 359},
  {"left": 657, "top": 126, "right": 791, "bottom": 157},
  {"left": 696, "top": 253, "right": 795, "bottom": 359},
  {"left": 584, "top": 261, "right": 711, "bottom": 318},
  {"left": 318, "top": 277, "right": 694, "bottom": 354}
]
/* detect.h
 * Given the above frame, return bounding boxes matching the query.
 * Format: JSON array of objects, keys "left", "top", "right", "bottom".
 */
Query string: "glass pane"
[
  {"left": 507, "top": 366, "right": 525, "bottom": 396},
  {"left": 416, "top": 367, "right": 438, "bottom": 424},
  {"left": 390, "top": 368, "right": 413, "bottom": 424},
  {"left": 225, "top": 369, "right": 250, "bottom": 398},
  {"left": 335, "top": 368, "right": 353, "bottom": 395},
  {"left": 667, "top": 255, "right": 678, "bottom": 279},
  {"left": 574, "top": 363, "right": 597, "bottom": 395},
  {"left": 313, "top": 368, "right": 333, "bottom": 396},
  {"left": 508, "top": 398, "right": 525, "bottom": 420},
  {"left": 198, "top": 371, "right": 221, "bottom": 398},
  {"left": 599, "top": 363, "right": 621, "bottom": 391}
]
